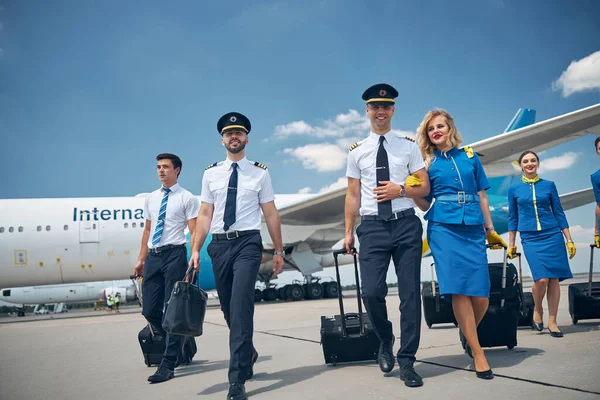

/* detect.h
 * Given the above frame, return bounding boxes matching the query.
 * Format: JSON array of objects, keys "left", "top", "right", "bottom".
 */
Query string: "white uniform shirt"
[
  {"left": 346, "top": 131, "right": 426, "bottom": 216},
  {"left": 143, "top": 183, "right": 200, "bottom": 248},
  {"left": 200, "top": 156, "right": 275, "bottom": 234}
]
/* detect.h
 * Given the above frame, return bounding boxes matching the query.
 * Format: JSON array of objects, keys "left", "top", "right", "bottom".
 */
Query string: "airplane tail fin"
[{"left": 504, "top": 108, "right": 536, "bottom": 133}]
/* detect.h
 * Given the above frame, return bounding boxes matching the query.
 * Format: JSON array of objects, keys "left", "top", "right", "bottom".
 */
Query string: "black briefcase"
[
  {"left": 320, "top": 249, "right": 379, "bottom": 366},
  {"left": 422, "top": 262, "right": 458, "bottom": 328},
  {"left": 162, "top": 267, "right": 208, "bottom": 337},
  {"left": 569, "top": 245, "right": 600, "bottom": 325}
]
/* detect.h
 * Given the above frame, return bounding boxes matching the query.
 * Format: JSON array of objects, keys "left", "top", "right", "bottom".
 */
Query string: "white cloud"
[
  {"left": 319, "top": 177, "right": 347, "bottom": 193},
  {"left": 275, "top": 120, "right": 314, "bottom": 136},
  {"left": 282, "top": 144, "right": 347, "bottom": 172},
  {"left": 538, "top": 151, "right": 580, "bottom": 173},
  {"left": 274, "top": 109, "right": 373, "bottom": 139},
  {"left": 297, "top": 187, "right": 312, "bottom": 194},
  {"left": 552, "top": 50, "right": 600, "bottom": 97}
]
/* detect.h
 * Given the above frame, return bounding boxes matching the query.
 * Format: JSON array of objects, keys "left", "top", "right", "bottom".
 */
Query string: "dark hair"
[
  {"left": 595, "top": 137, "right": 600, "bottom": 148},
  {"left": 518, "top": 150, "right": 539, "bottom": 164},
  {"left": 156, "top": 153, "right": 182, "bottom": 176}
]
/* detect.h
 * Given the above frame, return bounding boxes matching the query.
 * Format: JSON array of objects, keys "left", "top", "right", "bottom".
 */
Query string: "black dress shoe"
[
  {"left": 399, "top": 365, "right": 424, "bottom": 387},
  {"left": 147, "top": 365, "right": 174, "bottom": 383},
  {"left": 475, "top": 369, "right": 494, "bottom": 380},
  {"left": 227, "top": 383, "right": 247, "bottom": 400},
  {"left": 377, "top": 337, "right": 395, "bottom": 373},
  {"left": 549, "top": 328, "right": 564, "bottom": 338},
  {"left": 532, "top": 320, "right": 543, "bottom": 332},
  {"left": 247, "top": 348, "right": 259, "bottom": 380}
]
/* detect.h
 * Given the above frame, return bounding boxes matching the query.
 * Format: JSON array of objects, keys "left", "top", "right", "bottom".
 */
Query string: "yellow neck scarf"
[{"left": 522, "top": 174, "right": 539, "bottom": 184}]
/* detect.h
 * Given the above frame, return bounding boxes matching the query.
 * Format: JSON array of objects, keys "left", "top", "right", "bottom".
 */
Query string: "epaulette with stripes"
[
  {"left": 404, "top": 136, "right": 415, "bottom": 142},
  {"left": 205, "top": 162, "right": 219, "bottom": 170},
  {"left": 253, "top": 161, "right": 267, "bottom": 170},
  {"left": 349, "top": 142, "right": 360, "bottom": 151}
]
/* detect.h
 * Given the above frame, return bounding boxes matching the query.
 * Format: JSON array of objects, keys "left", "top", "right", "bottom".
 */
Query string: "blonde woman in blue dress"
[
  {"left": 412, "top": 109, "right": 507, "bottom": 380},
  {"left": 507, "top": 150, "right": 575, "bottom": 337}
]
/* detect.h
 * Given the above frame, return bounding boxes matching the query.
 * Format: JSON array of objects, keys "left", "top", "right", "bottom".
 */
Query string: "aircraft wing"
[
  {"left": 277, "top": 186, "right": 347, "bottom": 225},
  {"left": 560, "top": 188, "right": 596, "bottom": 211},
  {"left": 472, "top": 104, "right": 600, "bottom": 176}
]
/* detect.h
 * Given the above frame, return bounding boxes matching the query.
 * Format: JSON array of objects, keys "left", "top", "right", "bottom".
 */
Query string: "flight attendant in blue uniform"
[
  {"left": 592, "top": 137, "right": 600, "bottom": 248},
  {"left": 507, "top": 150, "right": 575, "bottom": 338},
  {"left": 413, "top": 109, "right": 506, "bottom": 380}
]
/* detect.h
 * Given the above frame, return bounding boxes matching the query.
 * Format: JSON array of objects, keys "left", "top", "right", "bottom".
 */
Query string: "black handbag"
[{"left": 162, "top": 267, "right": 208, "bottom": 337}]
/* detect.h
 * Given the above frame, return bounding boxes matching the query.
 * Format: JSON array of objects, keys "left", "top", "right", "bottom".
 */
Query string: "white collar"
[
  {"left": 223, "top": 156, "right": 248, "bottom": 171},
  {"left": 161, "top": 183, "right": 180, "bottom": 193}
]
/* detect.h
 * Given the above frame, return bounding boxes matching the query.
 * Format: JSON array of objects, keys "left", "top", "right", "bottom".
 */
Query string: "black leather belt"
[
  {"left": 213, "top": 230, "right": 260, "bottom": 241},
  {"left": 361, "top": 208, "right": 415, "bottom": 221},
  {"left": 148, "top": 243, "right": 185, "bottom": 254}
]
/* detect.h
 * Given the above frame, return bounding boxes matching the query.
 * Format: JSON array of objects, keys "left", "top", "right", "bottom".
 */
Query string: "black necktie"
[
  {"left": 376, "top": 136, "right": 392, "bottom": 220},
  {"left": 223, "top": 162, "right": 238, "bottom": 231}
]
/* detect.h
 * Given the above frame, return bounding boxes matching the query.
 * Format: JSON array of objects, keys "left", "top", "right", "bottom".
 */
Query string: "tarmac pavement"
[{"left": 0, "top": 276, "right": 598, "bottom": 400}]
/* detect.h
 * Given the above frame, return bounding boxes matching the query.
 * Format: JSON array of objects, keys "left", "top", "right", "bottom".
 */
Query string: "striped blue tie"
[{"left": 152, "top": 187, "right": 171, "bottom": 246}]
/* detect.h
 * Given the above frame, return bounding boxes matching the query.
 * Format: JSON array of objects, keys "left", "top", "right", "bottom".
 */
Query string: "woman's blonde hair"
[{"left": 416, "top": 109, "right": 463, "bottom": 169}]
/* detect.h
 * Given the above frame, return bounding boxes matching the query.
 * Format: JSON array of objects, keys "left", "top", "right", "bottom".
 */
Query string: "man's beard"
[{"left": 225, "top": 141, "right": 246, "bottom": 154}]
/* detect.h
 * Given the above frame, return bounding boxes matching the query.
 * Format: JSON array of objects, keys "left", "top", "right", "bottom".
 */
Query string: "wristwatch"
[
  {"left": 274, "top": 250, "right": 285, "bottom": 257},
  {"left": 399, "top": 185, "right": 406, "bottom": 197}
]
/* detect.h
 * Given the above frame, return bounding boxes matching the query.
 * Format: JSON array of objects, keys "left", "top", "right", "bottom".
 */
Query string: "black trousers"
[
  {"left": 207, "top": 232, "right": 262, "bottom": 384},
  {"left": 142, "top": 244, "right": 187, "bottom": 370},
  {"left": 356, "top": 214, "right": 423, "bottom": 367}
]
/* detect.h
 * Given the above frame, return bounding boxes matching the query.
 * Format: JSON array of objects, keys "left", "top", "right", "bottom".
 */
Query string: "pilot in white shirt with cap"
[
  {"left": 190, "top": 111, "right": 284, "bottom": 400},
  {"left": 343, "top": 83, "right": 430, "bottom": 388}
]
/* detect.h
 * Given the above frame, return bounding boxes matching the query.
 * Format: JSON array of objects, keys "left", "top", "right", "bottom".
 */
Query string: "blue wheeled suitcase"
[
  {"left": 320, "top": 249, "right": 379, "bottom": 366},
  {"left": 569, "top": 245, "right": 600, "bottom": 325}
]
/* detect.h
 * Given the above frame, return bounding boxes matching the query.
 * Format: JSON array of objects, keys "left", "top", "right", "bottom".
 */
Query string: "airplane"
[
  {"left": 1, "top": 104, "right": 599, "bottom": 303},
  {"left": 0, "top": 279, "right": 137, "bottom": 316}
]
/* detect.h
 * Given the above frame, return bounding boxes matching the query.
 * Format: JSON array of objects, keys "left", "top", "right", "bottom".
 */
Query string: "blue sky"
[{"left": 1, "top": 0, "right": 599, "bottom": 276}]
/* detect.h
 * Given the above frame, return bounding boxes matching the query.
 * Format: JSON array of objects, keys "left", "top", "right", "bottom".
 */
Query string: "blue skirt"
[
  {"left": 427, "top": 221, "right": 490, "bottom": 298},
  {"left": 521, "top": 227, "right": 573, "bottom": 282}
]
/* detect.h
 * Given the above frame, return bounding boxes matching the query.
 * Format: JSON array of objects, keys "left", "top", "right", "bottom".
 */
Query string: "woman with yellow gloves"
[
  {"left": 410, "top": 109, "right": 506, "bottom": 380},
  {"left": 507, "top": 150, "right": 574, "bottom": 338}
]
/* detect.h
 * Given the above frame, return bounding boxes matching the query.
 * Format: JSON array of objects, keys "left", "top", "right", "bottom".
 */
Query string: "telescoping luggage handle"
[
  {"left": 588, "top": 244, "right": 596, "bottom": 297},
  {"left": 430, "top": 262, "right": 442, "bottom": 312},
  {"left": 486, "top": 243, "right": 508, "bottom": 307},
  {"left": 333, "top": 248, "right": 364, "bottom": 338}
]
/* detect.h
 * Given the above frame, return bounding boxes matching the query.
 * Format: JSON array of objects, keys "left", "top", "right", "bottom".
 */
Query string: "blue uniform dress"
[
  {"left": 508, "top": 177, "right": 573, "bottom": 282},
  {"left": 592, "top": 169, "right": 600, "bottom": 229},
  {"left": 425, "top": 147, "right": 491, "bottom": 299}
]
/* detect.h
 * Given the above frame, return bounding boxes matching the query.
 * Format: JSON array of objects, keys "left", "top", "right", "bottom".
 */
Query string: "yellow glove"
[
  {"left": 507, "top": 246, "right": 518, "bottom": 259},
  {"left": 486, "top": 231, "right": 507, "bottom": 250},
  {"left": 595, "top": 235, "right": 599, "bottom": 248},
  {"left": 405, "top": 174, "right": 422, "bottom": 187},
  {"left": 567, "top": 242, "right": 576, "bottom": 259}
]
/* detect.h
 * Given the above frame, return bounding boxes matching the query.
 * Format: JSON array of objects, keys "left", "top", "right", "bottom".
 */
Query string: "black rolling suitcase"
[
  {"left": 460, "top": 246, "right": 521, "bottom": 353},
  {"left": 320, "top": 248, "right": 379, "bottom": 366},
  {"left": 130, "top": 274, "right": 197, "bottom": 367},
  {"left": 514, "top": 252, "right": 534, "bottom": 328},
  {"left": 131, "top": 274, "right": 167, "bottom": 367},
  {"left": 422, "top": 262, "right": 458, "bottom": 328},
  {"left": 569, "top": 245, "right": 600, "bottom": 325}
]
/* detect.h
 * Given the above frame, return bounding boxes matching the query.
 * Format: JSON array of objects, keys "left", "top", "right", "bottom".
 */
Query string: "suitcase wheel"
[
  {"left": 453, "top": 322, "right": 458, "bottom": 327},
  {"left": 507, "top": 345, "right": 514, "bottom": 350},
  {"left": 427, "top": 322, "right": 432, "bottom": 329},
  {"left": 572, "top": 315, "right": 578, "bottom": 325}
]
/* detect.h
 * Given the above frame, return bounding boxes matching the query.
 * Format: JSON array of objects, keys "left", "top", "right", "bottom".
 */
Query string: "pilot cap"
[
  {"left": 217, "top": 112, "right": 251, "bottom": 135},
  {"left": 362, "top": 83, "right": 398, "bottom": 106}
]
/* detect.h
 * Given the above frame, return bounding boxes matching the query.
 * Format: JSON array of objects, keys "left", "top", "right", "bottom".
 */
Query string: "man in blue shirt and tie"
[
  {"left": 190, "top": 112, "right": 284, "bottom": 400},
  {"left": 133, "top": 153, "right": 200, "bottom": 383}
]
